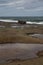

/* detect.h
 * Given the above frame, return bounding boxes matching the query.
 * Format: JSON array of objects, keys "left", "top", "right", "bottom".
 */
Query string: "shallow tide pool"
[{"left": 0, "top": 43, "right": 43, "bottom": 63}]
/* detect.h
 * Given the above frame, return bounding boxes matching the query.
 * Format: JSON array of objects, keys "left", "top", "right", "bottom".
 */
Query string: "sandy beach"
[
  {"left": 0, "top": 0, "right": 43, "bottom": 64},
  {"left": 0, "top": 24, "right": 43, "bottom": 43}
]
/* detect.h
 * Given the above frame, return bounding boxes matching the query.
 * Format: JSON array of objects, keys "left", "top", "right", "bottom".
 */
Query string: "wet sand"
[
  {"left": 0, "top": 57, "right": 43, "bottom": 65},
  {"left": 0, "top": 43, "right": 43, "bottom": 63}
]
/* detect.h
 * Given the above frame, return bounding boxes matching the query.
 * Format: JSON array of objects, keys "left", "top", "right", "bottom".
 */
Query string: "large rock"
[{"left": 18, "top": 20, "right": 26, "bottom": 24}]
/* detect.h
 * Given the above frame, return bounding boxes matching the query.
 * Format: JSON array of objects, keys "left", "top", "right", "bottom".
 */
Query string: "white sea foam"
[
  {"left": 0, "top": 19, "right": 18, "bottom": 23},
  {"left": 26, "top": 21, "right": 43, "bottom": 24}
]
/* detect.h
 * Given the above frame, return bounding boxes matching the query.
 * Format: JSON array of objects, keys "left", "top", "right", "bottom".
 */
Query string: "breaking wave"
[
  {"left": 0, "top": 19, "right": 18, "bottom": 23},
  {"left": 26, "top": 21, "right": 43, "bottom": 24},
  {"left": 0, "top": 19, "right": 43, "bottom": 24}
]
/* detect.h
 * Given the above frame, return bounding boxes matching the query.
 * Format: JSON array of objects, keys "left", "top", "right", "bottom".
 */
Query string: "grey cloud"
[
  {"left": 0, "top": 0, "right": 43, "bottom": 11},
  {"left": 0, "top": 0, "right": 20, "bottom": 3},
  {"left": 0, "top": 0, "right": 14, "bottom": 7},
  {"left": 0, "top": 0, "right": 9, "bottom": 4},
  {"left": 0, "top": 1, "right": 7, "bottom": 4},
  {"left": 38, "top": 0, "right": 43, "bottom": 2},
  {"left": 0, "top": 0, "right": 14, "bottom": 4},
  {"left": 0, "top": 0, "right": 20, "bottom": 6},
  {"left": 23, "top": 0, "right": 43, "bottom": 10}
]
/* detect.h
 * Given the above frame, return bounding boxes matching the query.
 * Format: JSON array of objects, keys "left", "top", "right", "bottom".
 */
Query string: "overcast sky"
[{"left": 0, "top": 0, "right": 43, "bottom": 16}]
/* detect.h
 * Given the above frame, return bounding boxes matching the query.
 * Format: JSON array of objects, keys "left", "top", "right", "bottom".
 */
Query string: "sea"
[{"left": 0, "top": 16, "right": 43, "bottom": 24}]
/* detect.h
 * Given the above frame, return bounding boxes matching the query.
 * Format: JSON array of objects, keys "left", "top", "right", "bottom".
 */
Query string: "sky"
[{"left": 0, "top": 0, "right": 43, "bottom": 16}]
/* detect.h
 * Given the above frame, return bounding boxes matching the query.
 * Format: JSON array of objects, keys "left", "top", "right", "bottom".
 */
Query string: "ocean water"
[{"left": 0, "top": 17, "right": 43, "bottom": 24}]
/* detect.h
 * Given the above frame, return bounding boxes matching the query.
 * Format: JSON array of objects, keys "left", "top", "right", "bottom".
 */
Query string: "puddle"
[
  {"left": 0, "top": 43, "right": 43, "bottom": 63},
  {"left": 30, "top": 34, "right": 43, "bottom": 39}
]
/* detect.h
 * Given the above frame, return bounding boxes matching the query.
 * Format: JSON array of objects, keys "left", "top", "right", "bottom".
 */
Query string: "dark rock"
[{"left": 18, "top": 20, "right": 26, "bottom": 24}]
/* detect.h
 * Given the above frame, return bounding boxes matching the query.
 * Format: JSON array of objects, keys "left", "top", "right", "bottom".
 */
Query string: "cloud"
[
  {"left": 25, "top": 7, "right": 43, "bottom": 12},
  {"left": 24, "top": 0, "right": 43, "bottom": 10},
  {"left": 0, "top": 0, "right": 15, "bottom": 7},
  {"left": 16, "top": 7, "right": 24, "bottom": 10},
  {"left": 38, "top": 0, "right": 43, "bottom": 2},
  {"left": 0, "top": 0, "right": 24, "bottom": 7},
  {"left": 0, "top": 0, "right": 43, "bottom": 11}
]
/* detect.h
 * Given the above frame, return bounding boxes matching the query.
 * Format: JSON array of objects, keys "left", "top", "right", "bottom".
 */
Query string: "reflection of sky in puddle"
[
  {"left": 30, "top": 34, "right": 43, "bottom": 39},
  {"left": 0, "top": 43, "right": 43, "bottom": 63}
]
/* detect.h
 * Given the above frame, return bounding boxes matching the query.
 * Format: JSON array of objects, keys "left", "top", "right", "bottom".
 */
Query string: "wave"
[
  {"left": 26, "top": 21, "right": 43, "bottom": 24},
  {"left": 0, "top": 19, "right": 43, "bottom": 24},
  {"left": 0, "top": 19, "right": 18, "bottom": 23}
]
